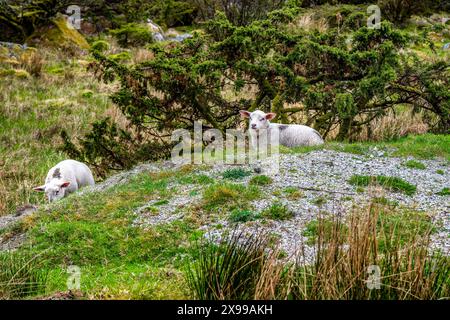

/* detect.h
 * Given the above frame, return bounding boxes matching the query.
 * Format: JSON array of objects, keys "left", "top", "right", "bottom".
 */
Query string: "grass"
[
  {"left": 303, "top": 215, "right": 347, "bottom": 245},
  {"left": 403, "top": 160, "right": 426, "bottom": 170},
  {"left": 0, "top": 170, "right": 202, "bottom": 299},
  {"left": 186, "top": 201, "right": 449, "bottom": 300},
  {"left": 178, "top": 174, "right": 214, "bottom": 185},
  {"left": 437, "top": 187, "right": 449, "bottom": 196},
  {"left": 261, "top": 202, "right": 294, "bottom": 221},
  {"left": 349, "top": 175, "right": 417, "bottom": 196},
  {"left": 0, "top": 252, "right": 48, "bottom": 299},
  {"left": 284, "top": 134, "right": 450, "bottom": 161},
  {"left": 229, "top": 209, "right": 260, "bottom": 223},
  {"left": 249, "top": 175, "right": 272, "bottom": 186},
  {"left": 291, "top": 204, "right": 449, "bottom": 300},
  {"left": 0, "top": 49, "right": 114, "bottom": 215},
  {"left": 202, "top": 183, "right": 260, "bottom": 212},
  {"left": 222, "top": 168, "right": 252, "bottom": 180},
  {"left": 186, "top": 230, "right": 269, "bottom": 300},
  {"left": 283, "top": 187, "right": 304, "bottom": 200}
]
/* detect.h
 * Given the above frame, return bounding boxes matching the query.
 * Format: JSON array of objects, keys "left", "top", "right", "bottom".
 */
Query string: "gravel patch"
[{"left": 168, "top": 150, "right": 449, "bottom": 259}]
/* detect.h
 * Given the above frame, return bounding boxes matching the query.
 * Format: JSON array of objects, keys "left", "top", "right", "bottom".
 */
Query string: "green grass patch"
[
  {"left": 303, "top": 217, "right": 347, "bottom": 245},
  {"left": 437, "top": 187, "right": 449, "bottom": 196},
  {"left": 283, "top": 187, "right": 304, "bottom": 200},
  {"left": 178, "top": 174, "right": 214, "bottom": 185},
  {"left": 1, "top": 172, "right": 198, "bottom": 298},
  {"left": 283, "top": 135, "right": 450, "bottom": 161},
  {"left": 202, "top": 183, "right": 260, "bottom": 212},
  {"left": 376, "top": 208, "right": 435, "bottom": 252},
  {"left": 222, "top": 168, "right": 252, "bottom": 180},
  {"left": 229, "top": 209, "right": 260, "bottom": 223},
  {"left": 249, "top": 175, "right": 272, "bottom": 186},
  {"left": 261, "top": 202, "right": 294, "bottom": 221},
  {"left": 403, "top": 160, "right": 426, "bottom": 170},
  {"left": 349, "top": 175, "right": 417, "bottom": 196},
  {"left": 0, "top": 252, "right": 48, "bottom": 299}
]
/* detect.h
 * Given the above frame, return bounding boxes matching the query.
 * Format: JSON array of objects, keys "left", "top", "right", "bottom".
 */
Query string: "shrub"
[
  {"left": 110, "top": 23, "right": 153, "bottom": 47},
  {"left": 107, "top": 51, "right": 132, "bottom": 62},
  {"left": 378, "top": 0, "right": 423, "bottom": 24},
  {"left": 68, "top": 5, "right": 449, "bottom": 172},
  {"left": 195, "top": 0, "right": 286, "bottom": 26},
  {"left": 149, "top": 0, "right": 197, "bottom": 27},
  {"left": 91, "top": 40, "right": 110, "bottom": 52}
]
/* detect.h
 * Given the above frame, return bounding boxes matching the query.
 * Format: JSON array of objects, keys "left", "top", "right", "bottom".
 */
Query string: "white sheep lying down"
[
  {"left": 240, "top": 109, "right": 324, "bottom": 148},
  {"left": 34, "top": 159, "right": 95, "bottom": 202}
]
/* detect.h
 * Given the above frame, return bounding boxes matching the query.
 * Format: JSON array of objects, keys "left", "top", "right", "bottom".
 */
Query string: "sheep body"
[
  {"left": 34, "top": 159, "right": 95, "bottom": 202},
  {"left": 270, "top": 123, "right": 324, "bottom": 147},
  {"left": 240, "top": 110, "right": 324, "bottom": 149}
]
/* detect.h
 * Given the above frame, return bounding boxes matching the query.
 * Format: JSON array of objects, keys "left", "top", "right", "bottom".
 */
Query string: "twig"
[{"left": 297, "top": 186, "right": 356, "bottom": 195}]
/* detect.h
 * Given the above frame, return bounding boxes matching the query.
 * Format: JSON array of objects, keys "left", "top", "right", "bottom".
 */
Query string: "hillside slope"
[{"left": 0, "top": 136, "right": 448, "bottom": 298}]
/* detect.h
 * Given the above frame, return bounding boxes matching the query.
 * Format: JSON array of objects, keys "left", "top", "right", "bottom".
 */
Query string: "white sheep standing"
[
  {"left": 33, "top": 159, "right": 95, "bottom": 202},
  {"left": 240, "top": 109, "right": 324, "bottom": 149}
]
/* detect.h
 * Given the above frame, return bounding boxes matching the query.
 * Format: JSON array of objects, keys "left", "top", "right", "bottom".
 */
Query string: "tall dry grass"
[{"left": 186, "top": 202, "right": 449, "bottom": 300}]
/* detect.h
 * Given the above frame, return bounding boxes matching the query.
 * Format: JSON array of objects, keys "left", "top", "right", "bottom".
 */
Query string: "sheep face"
[
  {"left": 239, "top": 110, "right": 276, "bottom": 131},
  {"left": 33, "top": 181, "right": 71, "bottom": 202}
]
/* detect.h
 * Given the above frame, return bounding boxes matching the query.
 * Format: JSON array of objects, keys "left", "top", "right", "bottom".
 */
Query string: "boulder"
[{"left": 26, "top": 13, "right": 90, "bottom": 50}]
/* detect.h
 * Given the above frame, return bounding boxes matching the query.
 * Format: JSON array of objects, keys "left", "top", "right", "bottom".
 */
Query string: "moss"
[
  {"left": 27, "top": 14, "right": 89, "bottom": 50},
  {"left": 108, "top": 51, "right": 132, "bottom": 62},
  {"left": 91, "top": 40, "right": 110, "bottom": 52},
  {"left": 0, "top": 68, "right": 17, "bottom": 77}
]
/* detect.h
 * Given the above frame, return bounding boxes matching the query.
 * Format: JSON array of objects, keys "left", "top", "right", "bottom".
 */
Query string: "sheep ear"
[
  {"left": 239, "top": 110, "right": 251, "bottom": 118},
  {"left": 33, "top": 185, "right": 46, "bottom": 192},
  {"left": 59, "top": 181, "right": 71, "bottom": 188},
  {"left": 265, "top": 113, "right": 276, "bottom": 120}
]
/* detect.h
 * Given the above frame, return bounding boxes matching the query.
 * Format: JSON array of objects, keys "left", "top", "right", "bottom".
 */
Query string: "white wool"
[
  {"left": 34, "top": 159, "right": 95, "bottom": 202},
  {"left": 241, "top": 110, "right": 324, "bottom": 149}
]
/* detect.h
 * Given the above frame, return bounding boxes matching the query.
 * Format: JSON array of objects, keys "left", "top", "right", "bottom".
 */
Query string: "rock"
[
  {"left": 27, "top": 13, "right": 90, "bottom": 50},
  {"left": 145, "top": 19, "right": 193, "bottom": 43},
  {"left": 171, "top": 33, "right": 193, "bottom": 42}
]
